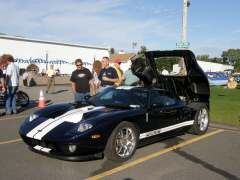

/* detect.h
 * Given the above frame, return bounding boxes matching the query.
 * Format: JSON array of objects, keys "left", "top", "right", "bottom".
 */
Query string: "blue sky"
[{"left": 0, "top": 0, "right": 239, "bottom": 58}]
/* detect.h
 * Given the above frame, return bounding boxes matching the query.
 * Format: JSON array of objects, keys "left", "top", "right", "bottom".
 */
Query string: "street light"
[{"left": 46, "top": 50, "right": 48, "bottom": 70}]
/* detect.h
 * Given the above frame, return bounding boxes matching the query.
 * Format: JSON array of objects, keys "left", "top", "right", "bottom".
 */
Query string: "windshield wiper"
[{"left": 84, "top": 100, "right": 96, "bottom": 106}]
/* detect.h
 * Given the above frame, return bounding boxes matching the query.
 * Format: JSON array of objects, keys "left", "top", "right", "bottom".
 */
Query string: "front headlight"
[
  {"left": 77, "top": 123, "right": 94, "bottom": 132},
  {"left": 22, "top": 113, "right": 41, "bottom": 127},
  {"left": 66, "top": 121, "right": 97, "bottom": 136},
  {"left": 29, "top": 113, "right": 40, "bottom": 122}
]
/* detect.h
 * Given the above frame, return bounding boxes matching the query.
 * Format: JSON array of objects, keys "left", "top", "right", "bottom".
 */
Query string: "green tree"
[
  {"left": 109, "top": 48, "right": 115, "bottom": 54},
  {"left": 221, "top": 49, "right": 240, "bottom": 71},
  {"left": 137, "top": 46, "right": 148, "bottom": 54},
  {"left": 154, "top": 57, "right": 181, "bottom": 72},
  {"left": 196, "top": 55, "right": 210, "bottom": 62},
  {"left": 209, "top": 57, "right": 222, "bottom": 63}
]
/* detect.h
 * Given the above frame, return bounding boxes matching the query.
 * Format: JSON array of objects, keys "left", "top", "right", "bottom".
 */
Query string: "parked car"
[
  {"left": 19, "top": 50, "right": 210, "bottom": 162},
  {"left": 232, "top": 73, "right": 240, "bottom": 83},
  {"left": 223, "top": 69, "right": 234, "bottom": 76},
  {"left": 205, "top": 72, "right": 229, "bottom": 86}
]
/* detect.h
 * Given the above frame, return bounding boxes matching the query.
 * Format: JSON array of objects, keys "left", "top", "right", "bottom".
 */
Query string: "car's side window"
[
  {"left": 99, "top": 91, "right": 114, "bottom": 100},
  {"left": 151, "top": 91, "right": 176, "bottom": 106},
  {"left": 151, "top": 91, "right": 162, "bottom": 104},
  {"left": 163, "top": 92, "right": 176, "bottom": 106}
]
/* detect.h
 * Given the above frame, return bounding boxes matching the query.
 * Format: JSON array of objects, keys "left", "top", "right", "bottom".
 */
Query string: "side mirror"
[
  {"left": 151, "top": 102, "right": 164, "bottom": 108},
  {"left": 84, "top": 95, "right": 91, "bottom": 100}
]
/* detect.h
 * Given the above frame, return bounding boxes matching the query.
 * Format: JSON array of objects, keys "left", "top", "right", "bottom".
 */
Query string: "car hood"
[{"left": 19, "top": 104, "right": 143, "bottom": 141}]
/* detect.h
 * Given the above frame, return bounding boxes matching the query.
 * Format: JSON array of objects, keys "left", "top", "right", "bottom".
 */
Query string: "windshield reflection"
[{"left": 85, "top": 88, "right": 148, "bottom": 109}]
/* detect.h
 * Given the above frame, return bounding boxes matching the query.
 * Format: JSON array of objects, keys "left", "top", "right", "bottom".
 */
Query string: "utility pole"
[
  {"left": 182, "top": 0, "right": 190, "bottom": 44},
  {"left": 180, "top": 0, "right": 190, "bottom": 75}
]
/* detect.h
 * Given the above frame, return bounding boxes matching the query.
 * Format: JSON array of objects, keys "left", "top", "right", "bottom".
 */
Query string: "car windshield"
[
  {"left": 86, "top": 88, "right": 149, "bottom": 109},
  {"left": 218, "top": 72, "right": 226, "bottom": 77}
]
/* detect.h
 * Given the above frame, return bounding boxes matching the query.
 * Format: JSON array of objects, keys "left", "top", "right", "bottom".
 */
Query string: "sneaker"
[
  {"left": 13, "top": 112, "right": 17, "bottom": 114},
  {"left": 5, "top": 113, "right": 11, "bottom": 115}
]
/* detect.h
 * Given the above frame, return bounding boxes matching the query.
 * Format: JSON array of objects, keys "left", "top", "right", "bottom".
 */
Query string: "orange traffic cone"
[{"left": 37, "top": 89, "right": 46, "bottom": 108}]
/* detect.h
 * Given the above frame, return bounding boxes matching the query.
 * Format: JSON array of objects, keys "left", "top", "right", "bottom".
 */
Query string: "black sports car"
[{"left": 19, "top": 50, "right": 210, "bottom": 162}]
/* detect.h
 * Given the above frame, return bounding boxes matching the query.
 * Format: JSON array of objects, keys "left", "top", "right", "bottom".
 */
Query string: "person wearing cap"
[
  {"left": 98, "top": 57, "right": 119, "bottom": 92},
  {"left": 111, "top": 59, "right": 122, "bottom": 86},
  {"left": 162, "top": 67, "right": 169, "bottom": 75}
]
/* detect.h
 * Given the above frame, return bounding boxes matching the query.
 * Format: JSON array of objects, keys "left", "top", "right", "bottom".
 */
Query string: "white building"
[
  {"left": 0, "top": 35, "right": 109, "bottom": 74},
  {"left": 173, "top": 60, "right": 234, "bottom": 73}
]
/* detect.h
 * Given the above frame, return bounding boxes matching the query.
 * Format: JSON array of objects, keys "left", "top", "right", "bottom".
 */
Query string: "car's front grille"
[
  {"left": 21, "top": 135, "right": 55, "bottom": 151},
  {"left": 30, "top": 139, "right": 55, "bottom": 150}
]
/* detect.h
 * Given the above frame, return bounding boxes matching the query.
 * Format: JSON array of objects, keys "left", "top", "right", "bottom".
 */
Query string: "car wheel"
[
  {"left": 104, "top": 121, "right": 139, "bottom": 162},
  {"left": 188, "top": 103, "right": 209, "bottom": 135},
  {"left": 18, "top": 92, "right": 29, "bottom": 107}
]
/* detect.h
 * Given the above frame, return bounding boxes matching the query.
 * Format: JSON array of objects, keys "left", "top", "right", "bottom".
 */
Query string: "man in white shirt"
[
  {"left": 46, "top": 65, "right": 57, "bottom": 94},
  {"left": 0, "top": 54, "right": 20, "bottom": 115},
  {"left": 22, "top": 70, "right": 28, "bottom": 86}
]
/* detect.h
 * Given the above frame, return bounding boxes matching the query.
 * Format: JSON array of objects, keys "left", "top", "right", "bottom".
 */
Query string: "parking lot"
[{"left": 0, "top": 85, "right": 240, "bottom": 180}]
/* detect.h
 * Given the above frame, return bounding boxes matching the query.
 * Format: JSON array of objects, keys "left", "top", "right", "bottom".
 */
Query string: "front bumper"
[
  {"left": 29, "top": 145, "right": 103, "bottom": 161},
  {"left": 20, "top": 133, "right": 107, "bottom": 161}
]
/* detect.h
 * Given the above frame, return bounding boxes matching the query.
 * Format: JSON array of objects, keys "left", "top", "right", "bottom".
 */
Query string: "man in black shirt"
[
  {"left": 98, "top": 57, "right": 119, "bottom": 92},
  {"left": 70, "top": 59, "right": 96, "bottom": 101}
]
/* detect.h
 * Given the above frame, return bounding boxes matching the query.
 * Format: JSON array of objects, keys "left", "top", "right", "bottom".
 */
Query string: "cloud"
[
  {"left": 230, "top": 30, "right": 240, "bottom": 34},
  {"left": 165, "top": 8, "right": 174, "bottom": 12},
  {"left": 1, "top": 0, "right": 181, "bottom": 52},
  {"left": 154, "top": 10, "right": 161, "bottom": 14}
]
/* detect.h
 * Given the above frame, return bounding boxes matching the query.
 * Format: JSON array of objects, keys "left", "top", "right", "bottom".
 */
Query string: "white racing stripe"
[
  {"left": 27, "top": 106, "right": 105, "bottom": 140},
  {"left": 139, "top": 120, "right": 194, "bottom": 139},
  {"left": 27, "top": 118, "right": 57, "bottom": 138},
  {"left": 34, "top": 119, "right": 67, "bottom": 140},
  {"left": 34, "top": 145, "right": 51, "bottom": 153}
]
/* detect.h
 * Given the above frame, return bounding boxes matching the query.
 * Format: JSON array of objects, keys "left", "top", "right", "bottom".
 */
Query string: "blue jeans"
[
  {"left": 5, "top": 86, "right": 18, "bottom": 113},
  {"left": 74, "top": 92, "right": 90, "bottom": 102}
]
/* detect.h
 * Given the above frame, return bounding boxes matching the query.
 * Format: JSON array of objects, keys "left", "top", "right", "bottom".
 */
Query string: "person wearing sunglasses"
[{"left": 70, "top": 59, "right": 96, "bottom": 102}]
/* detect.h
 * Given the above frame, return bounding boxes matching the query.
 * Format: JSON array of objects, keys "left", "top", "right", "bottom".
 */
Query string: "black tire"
[
  {"left": 18, "top": 92, "right": 29, "bottom": 107},
  {"left": 188, "top": 103, "right": 209, "bottom": 135},
  {"left": 104, "top": 121, "right": 139, "bottom": 162}
]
